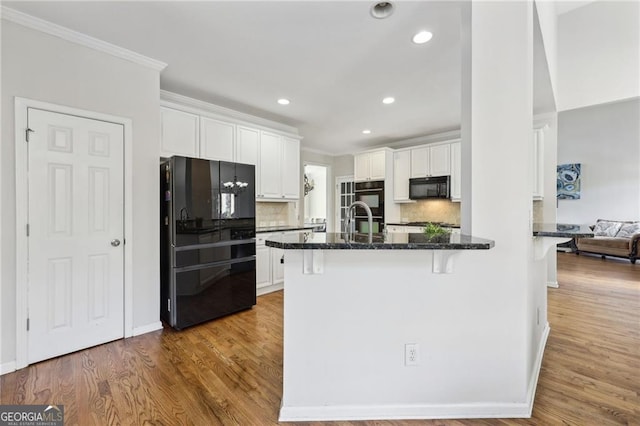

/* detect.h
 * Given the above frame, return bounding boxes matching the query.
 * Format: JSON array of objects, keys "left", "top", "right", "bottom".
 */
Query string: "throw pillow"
[
  {"left": 593, "top": 220, "right": 623, "bottom": 237},
  {"left": 616, "top": 222, "right": 640, "bottom": 238}
]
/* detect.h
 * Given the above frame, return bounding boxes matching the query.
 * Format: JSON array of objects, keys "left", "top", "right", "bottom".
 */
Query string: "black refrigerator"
[{"left": 160, "top": 156, "right": 256, "bottom": 330}]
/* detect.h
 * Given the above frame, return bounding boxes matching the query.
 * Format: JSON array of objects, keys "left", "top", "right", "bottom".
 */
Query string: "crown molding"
[
  {"left": 1, "top": 6, "right": 167, "bottom": 72},
  {"left": 160, "top": 90, "right": 301, "bottom": 137},
  {"left": 300, "top": 146, "right": 337, "bottom": 157}
]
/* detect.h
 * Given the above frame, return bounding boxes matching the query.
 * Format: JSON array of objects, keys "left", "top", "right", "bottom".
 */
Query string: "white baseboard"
[
  {"left": 546, "top": 281, "right": 559, "bottom": 288},
  {"left": 526, "top": 323, "right": 550, "bottom": 416},
  {"left": 1, "top": 361, "right": 17, "bottom": 375},
  {"left": 132, "top": 321, "right": 163, "bottom": 337},
  {"left": 279, "top": 401, "right": 532, "bottom": 422},
  {"left": 280, "top": 325, "right": 551, "bottom": 422},
  {"left": 257, "top": 283, "right": 284, "bottom": 297}
]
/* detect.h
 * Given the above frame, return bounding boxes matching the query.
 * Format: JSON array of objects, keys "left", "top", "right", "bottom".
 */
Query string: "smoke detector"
[{"left": 370, "top": 1, "right": 394, "bottom": 19}]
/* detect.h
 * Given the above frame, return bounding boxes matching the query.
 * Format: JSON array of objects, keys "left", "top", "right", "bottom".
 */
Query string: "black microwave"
[{"left": 409, "top": 176, "right": 450, "bottom": 200}]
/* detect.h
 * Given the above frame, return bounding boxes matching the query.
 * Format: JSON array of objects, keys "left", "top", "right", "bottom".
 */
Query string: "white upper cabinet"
[
  {"left": 354, "top": 150, "right": 386, "bottom": 181},
  {"left": 257, "top": 132, "right": 300, "bottom": 201},
  {"left": 430, "top": 144, "right": 451, "bottom": 176},
  {"left": 393, "top": 150, "right": 411, "bottom": 202},
  {"left": 259, "top": 131, "right": 283, "bottom": 199},
  {"left": 160, "top": 95, "right": 301, "bottom": 202},
  {"left": 160, "top": 107, "right": 199, "bottom": 157},
  {"left": 410, "top": 147, "right": 429, "bottom": 178},
  {"left": 199, "top": 117, "right": 235, "bottom": 161},
  {"left": 411, "top": 143, "right": 450, "bottom": 178},
  {"left": 236, "top": 126, "right": 259, "bottom": 165},
  {"left": 450, "top": 141, "right": 461, "bottom": 201},
  {"left": 281, "top": 136, "right": 301, "bottom": 199}
]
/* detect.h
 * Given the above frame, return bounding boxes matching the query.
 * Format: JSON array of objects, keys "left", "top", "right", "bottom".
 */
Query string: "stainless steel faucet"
[{"left": 344, "top": 201, "right": 373, "bottom": 243}]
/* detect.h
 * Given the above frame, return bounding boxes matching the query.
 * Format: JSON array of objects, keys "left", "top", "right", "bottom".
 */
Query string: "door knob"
[{"left": 111, "top": 239, "right": 121, "bottom": 247}]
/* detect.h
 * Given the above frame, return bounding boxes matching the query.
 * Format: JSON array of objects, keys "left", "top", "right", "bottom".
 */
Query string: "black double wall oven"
[
  {"left": 354, "top": 180, "right": 385, "bottom": 233},
  {"left": 160, "top": 156, "right": 256, "bottom": 330}
]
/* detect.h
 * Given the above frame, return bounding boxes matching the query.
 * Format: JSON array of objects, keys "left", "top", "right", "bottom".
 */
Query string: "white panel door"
[
  {"left": 200, "top": 116, "right": 235, "bottom": 161},
  {"left": 27, "top": 108, "right": 124, "bottom": 364}
]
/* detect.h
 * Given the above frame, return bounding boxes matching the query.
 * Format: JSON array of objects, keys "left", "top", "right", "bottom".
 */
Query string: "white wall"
[
  {"left": 534, "top": 0, "right": 558, "bottom": 105},
  {"left": 557, "top": 1, "right": 640, "bottom": 111},
  {"left": 1, "top": 21, "right": 161, "bottom": 366},
  {"left": 557, "top": 98, "right": 640, "bottom": 224}
]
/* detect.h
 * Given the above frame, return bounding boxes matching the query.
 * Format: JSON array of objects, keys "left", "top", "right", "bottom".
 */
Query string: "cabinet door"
[
  {"left": 429, "top": 144, "right": 451, "bottom": 176},
  {"left": 386, "top": 225, "right": 406, "bottom": 233},
  {"left": 354, "top": 153, "right": 371, "bottom": 182},
  {"left": 259, "top": 132, "right": 282, "bottom": 198},
  {"left": 281, "top": 137, "right": 300, "bottom": 199},
  {"left": 256, "top": 245, "right": 271, "bottom": 289},
  {"left": 405, "top": 226, "right": 424, "bottom": 233},
  {"left": 369, "top": 150, "right": 386, "bottom": 180},
  {"left": 410, "top": 147, "right": 429, "bottom": 178},
  {"left": 393, "top": 150, "right": 411, "bottom": 201},
  {"left": 200, "top": 117, "right": 235, "bottom": 161},
  {"left": 236, "top": 126, "right": 259, "bottom": 165},
  {"left": 450, "top": 142, "right": 461, "bottom": 201},
  {"left": 160, "top": 107, "right": 199, "bottom": 157},
  {"left": 271, "top": 247, "right": 285, "bottom": 284}
]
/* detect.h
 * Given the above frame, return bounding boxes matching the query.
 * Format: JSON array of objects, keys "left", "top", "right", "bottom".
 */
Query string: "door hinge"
[
  {"left": 25, "top": 128, "right": 34, "bottom": 142},
  {"left": 27, "top": 318, "right": 30, "bottom": 331},
  {"left": 26, "top": 224, "right": 30, "bottom": 236}
]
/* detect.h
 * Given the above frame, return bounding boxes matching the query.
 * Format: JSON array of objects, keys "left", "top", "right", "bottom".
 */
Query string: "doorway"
[
  {"left": 15, "top": 98, "right": 134, "bottom": 369},
  {"left": 303, "top": 164, "right": 329, "bottom": 231}
]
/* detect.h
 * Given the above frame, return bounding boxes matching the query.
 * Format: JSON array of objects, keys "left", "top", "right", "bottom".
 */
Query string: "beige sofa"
[{"left": 575, "top": 219, "right": 640, "bottom": 264}]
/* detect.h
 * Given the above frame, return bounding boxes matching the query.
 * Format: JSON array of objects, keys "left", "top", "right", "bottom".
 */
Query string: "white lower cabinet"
[
  {"left": 256, "top": 234, "right": 272, "bottom": 291},
  {"left": 256, "top": 230, "right": 306, "bottom": 296},
  {"left": 271, "top": 247, "right": 285, "bottom": 284}
]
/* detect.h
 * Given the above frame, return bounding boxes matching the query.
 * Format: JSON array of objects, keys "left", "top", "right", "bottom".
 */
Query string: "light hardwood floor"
[{"left": 1, "top": 252, "right": 638, "bottom": 425}]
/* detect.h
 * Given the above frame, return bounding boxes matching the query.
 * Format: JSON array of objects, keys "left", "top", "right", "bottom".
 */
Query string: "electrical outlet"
[{"left": 405, "top": 343, "right": 419, "bottom": 366}]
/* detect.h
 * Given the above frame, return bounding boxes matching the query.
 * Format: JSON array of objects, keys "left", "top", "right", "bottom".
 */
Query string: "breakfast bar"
[{"left": 266, "top": 230, "right": 500, "bottom": 421}]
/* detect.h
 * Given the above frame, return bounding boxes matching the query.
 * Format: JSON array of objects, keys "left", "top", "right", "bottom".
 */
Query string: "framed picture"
[{"left": 557, "top": 163, "right": 581, "bottom": 199}]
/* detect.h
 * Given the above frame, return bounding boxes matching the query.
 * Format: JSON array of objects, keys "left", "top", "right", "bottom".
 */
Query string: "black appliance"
[
  {"left": 354, "top": 180, "right": 384, "bottom": 233},
  {"left": 160, "top": 156, "right": 256, "bottom": 330},
  {"left": 409, "top": 176, "right": 450, "bottom": 200}
]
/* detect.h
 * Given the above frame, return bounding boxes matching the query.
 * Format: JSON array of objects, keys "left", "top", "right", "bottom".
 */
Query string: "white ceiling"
[{"left": 4, "top": 1, "right": 559, "bottom": 155}]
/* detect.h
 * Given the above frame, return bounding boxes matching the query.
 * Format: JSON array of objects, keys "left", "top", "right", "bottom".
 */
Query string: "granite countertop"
[
  {"left": 257, "top": 225, "right": 318, "bottom": 234},
  {"left": 532, "top": 223, "right": 594, "bottom": 238},
  {"left": 265, "top": 232, "right": 494, "bottom": 250}
]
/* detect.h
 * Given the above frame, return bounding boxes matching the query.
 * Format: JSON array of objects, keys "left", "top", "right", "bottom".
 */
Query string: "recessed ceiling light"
[
  {"left": 370, "top": 1, "right": 394, "bottom": 19},
  {"left": 412, "top": 31, "right": 433, "bottom": 44},
  {"left": 382, "top": 97, "right": 395, "bottom": 105},
  {"left": 277, "top": 98, "right": 290, "bottom": 105},
  {"left": 362, "top": 129, "right": 372, "bottom": 134}
]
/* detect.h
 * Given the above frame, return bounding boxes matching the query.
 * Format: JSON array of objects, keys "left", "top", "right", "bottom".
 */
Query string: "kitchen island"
[
  {"left": 266, "top": 226, "right": 592, "bottom": 422},
  {"left": 267, "top": 231, "right": 500, "bottom": 421}
]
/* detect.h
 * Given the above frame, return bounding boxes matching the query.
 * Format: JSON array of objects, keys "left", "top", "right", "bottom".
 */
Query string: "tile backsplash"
[
  {"left": 400, "top": 200, "right": 461, "bottom": 225},
  {"left": 256, "top": 202, "right": 294, "bottom": 227}
]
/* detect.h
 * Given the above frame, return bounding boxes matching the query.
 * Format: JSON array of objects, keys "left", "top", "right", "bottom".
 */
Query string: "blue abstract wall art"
[{"left": 557, "top": 163, "right": 581, "bottom": 200}]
